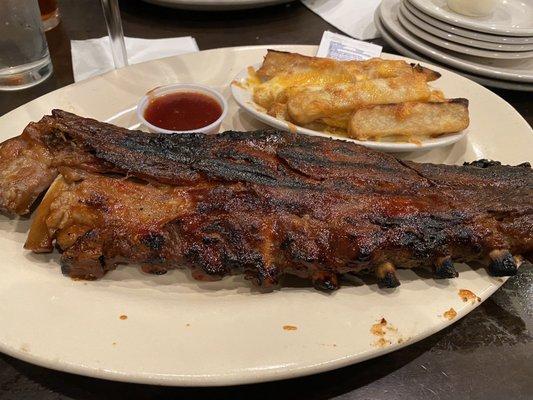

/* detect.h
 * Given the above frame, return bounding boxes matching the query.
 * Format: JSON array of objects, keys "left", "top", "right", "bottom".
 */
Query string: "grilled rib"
[{"left": 0, "top": 110, "right": 531, "bottom": 290}]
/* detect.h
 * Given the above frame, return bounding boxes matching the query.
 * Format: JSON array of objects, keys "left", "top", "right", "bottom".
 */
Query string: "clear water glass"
[
  {"left": 100, "top": 0, "right": 128, "bottom": 69},
  {"left": 0, "top": 0, "right": 53, "bottom": 91}
]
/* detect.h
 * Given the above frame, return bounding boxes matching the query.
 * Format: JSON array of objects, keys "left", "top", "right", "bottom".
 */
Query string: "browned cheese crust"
[{"left": 251, "top": 50, "right": 467, "bottom": 142}]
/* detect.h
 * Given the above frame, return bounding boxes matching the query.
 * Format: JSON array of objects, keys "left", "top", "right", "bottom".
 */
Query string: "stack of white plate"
[{"left": 375, "top": 0, "right": 533, "bottom": 91}]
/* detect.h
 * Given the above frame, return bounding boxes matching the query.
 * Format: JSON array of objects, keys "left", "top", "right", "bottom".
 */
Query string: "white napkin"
[
  {"left": 301, "top": 0, "right": 382, "bottom": 40},
  {"left": 71, "top": 36, "right": 199, "bottom": 82}
]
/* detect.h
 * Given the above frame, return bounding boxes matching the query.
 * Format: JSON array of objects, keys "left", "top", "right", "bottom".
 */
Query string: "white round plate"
[
  {"left": 404, "top": 0, "right": 533, "bottom": 45},
  {"left": 401, "top": 1, "right": 533, "bottom": 52},
  {"left": 142, "top": 0, "right": 292, "bottom": 10},
  {"left": 375, "top": 12, "right": 533, "bottom": 91},
  {"left": 398, "top": 5, "right": 533, "bottom": 58},
  {"left": 380, "top": 0, "right": 533, "bottom": 82},
  {"left": 408, "top": 0, "right": 533, "bottom": 36},
  {"left": 231, "top": 64, "right": 466, "bottom": 153},
  {"left": 1, "top": 45, "right": 532, "bottom": 387}
]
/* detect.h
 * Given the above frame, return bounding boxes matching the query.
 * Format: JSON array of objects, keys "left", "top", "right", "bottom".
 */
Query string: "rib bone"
[
  {"left": 376, "top": 262, "right": 401, "bottom": 288},
  {"left": 434, "top": 256, "right": 459, "bottom": 279},
  {"left": 489, "top": 249, "right": 518, "bottom": 277}
]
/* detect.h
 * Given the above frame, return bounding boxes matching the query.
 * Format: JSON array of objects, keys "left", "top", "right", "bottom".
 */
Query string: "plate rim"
[
  {"left": 397, "top": 6, "right": 533, "bottom": 58},
  {"left": 141, "top": 0, "right": 292, "bottom": 10},
  {"left": 403, "top": 0, "right": 533, "bottom": 44},
  {"left": 0, "top": 44, "right": 530, "bottom": 387},
  {"left": 0, "top": 282, "right": 503, "bottom": 386},
  {"left": 407, "top": 0, "right": 533, "bottom": 36},
  {"left": 400, "top": 2, "right": 533, "bottom": 51}
]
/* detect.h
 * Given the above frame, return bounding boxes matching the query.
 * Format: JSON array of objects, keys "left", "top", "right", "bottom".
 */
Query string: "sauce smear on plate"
[{"left": 144, "top": 92, "right": 222, "bottom": 131}]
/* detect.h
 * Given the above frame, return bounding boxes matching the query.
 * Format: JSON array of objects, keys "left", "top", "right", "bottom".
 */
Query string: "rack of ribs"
[{"left": 0, "top": 110, "right": 531, "bottom": 290}]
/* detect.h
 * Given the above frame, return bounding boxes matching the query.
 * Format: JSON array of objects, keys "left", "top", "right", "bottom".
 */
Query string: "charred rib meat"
[{"left": 0, "top": 110, "right": 531, "bottom": 290}]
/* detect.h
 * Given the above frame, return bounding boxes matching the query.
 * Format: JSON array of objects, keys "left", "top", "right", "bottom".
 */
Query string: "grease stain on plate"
[
  {"left": 371, "top": 318, "right": 389, "bottom": 336},
  {"left": 459, "top": 289, "right": 479, "bottom": 304},
  {"left": 443, "top": 308, "right": 457, "bottom": 320},
  {"left": 371, "top": 318, "right": 402, "bottom": 347},
  {"left": 283, "top": 325, "right": 298, "bottom": 331},
  {"left": 397, "top": 336, "right": 411, "bottom": 344},
  {"left": 375, "top": 337, "right": 391, "bottom": 348}
]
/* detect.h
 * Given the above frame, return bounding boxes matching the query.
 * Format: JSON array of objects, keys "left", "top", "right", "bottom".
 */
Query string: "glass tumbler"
[
  {"left": 0, "top": 0, "right": 53, "bottom": 91},
  {"left": 39, "top": 0, "right": 61, "bottom": 31}
]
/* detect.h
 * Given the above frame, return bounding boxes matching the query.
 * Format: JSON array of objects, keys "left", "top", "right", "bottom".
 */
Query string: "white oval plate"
[
  {"left": 375, "top": 11, "right": 533, "bottom": 91},
  {"left": 401, "top": 1, "right": 533, "bottom": 51},
  {"left": 231, "top": 64, "right": 467, "bottom": 153},
  {"left": 398, "top": 6, "right": 533, "bottom": 58},
  {"left": 404, "top": 0, "right": 533, "bottom": 44},
  {"left": 141, "top": 0, "right": 292, "bottom": 10},
  {"left": 0, "top": 45, "right": 532, "bottom": 387},
  {"left": 408, "top": 0, "right": 533, "bottom": 36},
  {"left": 380, "top": 0, "right": 533, "bottom": 82}
]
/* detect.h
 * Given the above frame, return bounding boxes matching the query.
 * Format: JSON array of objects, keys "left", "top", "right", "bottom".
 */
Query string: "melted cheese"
[
  {"left": 251, "top": 70, "right": 354, "bottom": 109},
  {"left": 244, "top": 52, "right": 463, "bottom": 141}
]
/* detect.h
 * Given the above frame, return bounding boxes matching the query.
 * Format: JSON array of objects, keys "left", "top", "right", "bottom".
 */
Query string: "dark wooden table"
[{"left": 0, "top": 1, "right": 531, "bottom": 399}]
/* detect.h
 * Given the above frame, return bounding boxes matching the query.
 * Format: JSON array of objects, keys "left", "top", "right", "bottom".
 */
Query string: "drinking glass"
[
  {"left": 101, "top": 0, "right": 128, "bottom": 69},
  {"left": 39, "top": 0, "right": 61, "bottom": 31},
  {"left": 0, "top": 0, "right": 53, "bottom": 91}
]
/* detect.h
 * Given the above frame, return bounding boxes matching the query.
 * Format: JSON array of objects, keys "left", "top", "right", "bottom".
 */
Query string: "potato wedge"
[
  {"left": 256, "top": 49, "right": 440, "bottom": 82},
  {"left": 253, "top": 70, "right": 353, "bottom": 109},
  {"left": 287, "top": 74, "right": 432, "bottom": 125},
  {"left": 348, "top": 99, "right": 469, "bottom": 141}
]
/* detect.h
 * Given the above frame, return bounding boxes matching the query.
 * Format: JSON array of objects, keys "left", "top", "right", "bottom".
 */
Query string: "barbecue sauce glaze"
[{"left": 144, "top": 92, "right": 222, "bottom": 131}]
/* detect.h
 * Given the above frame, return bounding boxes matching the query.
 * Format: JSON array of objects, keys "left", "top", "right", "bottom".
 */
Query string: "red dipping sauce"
[{"left": 144, "top": 92, "right": 222, "bottom": 131}]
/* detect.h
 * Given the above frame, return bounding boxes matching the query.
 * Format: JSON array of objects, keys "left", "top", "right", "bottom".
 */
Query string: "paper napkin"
[
  {"left": 301, "top": 0, "right": 382, "bottom": 40},
  {"left": 71, "top": 36, "right": 199, "bottom": 82}
]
